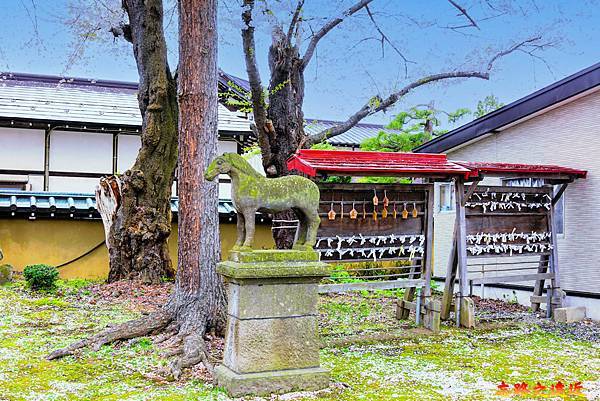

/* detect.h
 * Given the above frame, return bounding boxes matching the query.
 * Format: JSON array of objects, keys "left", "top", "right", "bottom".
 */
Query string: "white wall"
[
  {"left": 117, "top": 134, "right": 140, "bottom": 173},
  {"left": 0, "top": 127, "right": 45, "bottom": 170},
  {"left": 50, "top": 131, "right": 112, "bottom": 173},
  {"left": 0, "top": 128, "right": 243, "bottom": 197},
  {"left": 48, "top": 176, "right": 100, "bottom": 193}
]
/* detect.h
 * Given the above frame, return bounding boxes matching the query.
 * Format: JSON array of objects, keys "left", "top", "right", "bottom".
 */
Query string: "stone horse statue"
[{"left": 205, "top": 153, "right": 321, "bottom": 250}]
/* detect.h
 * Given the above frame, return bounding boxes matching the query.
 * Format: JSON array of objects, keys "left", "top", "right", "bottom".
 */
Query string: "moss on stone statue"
[
  {"left": 217, "top": 260, "right": 331, "bottom": 279},
  {"left": 205, "top": 153, "right": 321, "bottom": 249},
  {"left": 0, "top": 264, "right": 12, "bottom": 284},
  {"left": 229, "top": 249, "right": 320, "bottom": 263}
]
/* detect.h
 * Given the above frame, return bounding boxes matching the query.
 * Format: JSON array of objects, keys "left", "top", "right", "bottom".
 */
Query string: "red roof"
[
  {"left": 287, "top": 150, "right": 588, "bottom": 181},
  {"left": 287, "top": 149, "right": 471, "bottom": 178},
  {"left": 456, "top": 161, "right": 588, "bottom": 180}
]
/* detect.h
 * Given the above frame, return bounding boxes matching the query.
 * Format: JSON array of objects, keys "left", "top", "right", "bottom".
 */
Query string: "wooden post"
[
  {"left": 441, "top": 226, "right": 458, "bottom": 321},
  {"left": 398, "top": 260, "right": 420, "bottom": 320},
  {"left": 455, "top": 179, "right": 472, "bottom": 327},
  {"left": 531, "top": 254, "right": 549, "bottom": 312},
  {"left": 398, "top": 185, "right": 433, "bottom": 322},
  {"left": 422, "top": 185, "right": 437, "bottom": 330},
  {"left": 548, "top": 197, "right": 563, "bottom": 311},
  {"left": 423, "top": 185, "right": 435, "bottom": 298}
]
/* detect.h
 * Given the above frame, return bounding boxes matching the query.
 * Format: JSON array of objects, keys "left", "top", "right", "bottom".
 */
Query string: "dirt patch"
[
  {"left": 66, "top": 280, "right": 173, "bottom": 313},
  {"left": 473, "top": 295, "right": 600, "bottom": 343}
]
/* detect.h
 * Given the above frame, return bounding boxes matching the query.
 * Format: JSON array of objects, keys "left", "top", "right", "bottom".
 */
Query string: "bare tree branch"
[
  {"left": 447, "top": 0, "right": 480, "bottom": 29},
  {"left": 241, "top": 0, "right": 270, "bottom": 161},
  {"left": 365, "top": 5, "right": 413, "bottom": 77},
  {"left": 486, "top": 35, "right": 542, "bottom": 71},
  {"left": 287, "top": 0, "right": 305, "bottom": 42},
  {"left": 301, "top": 0, "right": 374, "bottom": 69},
  {"left": 307, "top": 35, "right": 549, "bottom": 146},
  {"left": 306, "top": 70, "right": 489, "bottom": 146}
]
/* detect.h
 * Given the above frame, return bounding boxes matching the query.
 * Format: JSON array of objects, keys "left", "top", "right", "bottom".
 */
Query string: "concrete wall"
[
  {"left": 0, "top": 219, "right": 274, "bottom": 279},
  {"left": 432, "top": 88, "right": 600, "bottom": 295}
]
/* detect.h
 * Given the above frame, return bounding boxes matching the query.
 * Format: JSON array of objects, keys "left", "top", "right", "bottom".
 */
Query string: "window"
[
  {"left": 438, "top": 182, "right": 455, "bottom": 212},
  {"left": 502, "top": 178, "right": 565, "bottom": 235}
]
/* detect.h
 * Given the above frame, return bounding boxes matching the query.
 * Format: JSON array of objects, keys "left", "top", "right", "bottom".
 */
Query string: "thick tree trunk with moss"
[
  {"left": 48, "top": 0, "right": 223, "bottom": 379},
  {"left": 107, "top": 0, "right": 178, "bottom": 284}
]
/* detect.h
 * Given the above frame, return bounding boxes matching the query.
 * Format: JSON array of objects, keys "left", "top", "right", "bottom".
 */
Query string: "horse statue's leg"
[
  {"left": 242, "top": 208, "right": 257, "bottom": 249},
  {"left": 305, "top": 210, "right": 321, "bottom": 249},
  {"left": 292, "top": 208, "right": 308, "bottom": 249},
  {"left": 293, "top": 208, "right": 320, "bottom": 250},
  {"left": 233, "top": 212, "right": 246, "bottom": 250}
]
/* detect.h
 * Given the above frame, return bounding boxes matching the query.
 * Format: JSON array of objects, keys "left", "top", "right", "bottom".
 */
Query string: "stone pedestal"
[{"left": 215, "top": 249, "right": 331, "bottom": 397}]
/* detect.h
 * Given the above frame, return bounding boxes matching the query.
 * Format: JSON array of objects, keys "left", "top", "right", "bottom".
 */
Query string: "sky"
[{"left": 0, "top": 0, "right": 598, "bottom": 129}]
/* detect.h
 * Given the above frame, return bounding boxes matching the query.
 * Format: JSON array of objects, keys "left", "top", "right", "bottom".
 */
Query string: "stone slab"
[
  {"left": 227, "top": 281, "right": 318, "bottom": 319},
  {"left": 553, "top": 306, "right": 586, "bottom": 323},
  {"left": 229, "top": 249, "right": 320, "bottom": 263},
  {"left": 217, "top": 260, "right": 330, "bottom": 279},
  {"left": 223, "top": 315, "right": 320, "bottom": 374},
  {"left": 215, "top": 364, "right": 330, "bottom": 397}
]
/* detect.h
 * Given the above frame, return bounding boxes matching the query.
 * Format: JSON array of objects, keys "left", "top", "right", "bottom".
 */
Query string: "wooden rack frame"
[
  {"left": 442, "top": 181, "right": 565, "bottom": 328},
  {"left": 316, "top": 183, "right": 440, "bottom": 332}
]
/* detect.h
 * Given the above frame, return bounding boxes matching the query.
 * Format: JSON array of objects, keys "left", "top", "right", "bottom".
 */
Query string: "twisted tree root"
[
  {"left": 47, "top": 310, "right": 172, "bottom": 360},
  {"left": 46, "top": 308, "right": 218, "bottom": 381}
]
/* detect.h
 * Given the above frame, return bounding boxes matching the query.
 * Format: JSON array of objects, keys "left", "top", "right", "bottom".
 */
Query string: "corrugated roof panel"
[{"left": 0, "top": 79, "right": 252, "bottom": 132}]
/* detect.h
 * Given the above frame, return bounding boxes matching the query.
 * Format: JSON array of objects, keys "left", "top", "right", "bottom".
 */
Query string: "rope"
[{"left": 56, "top": 241, "right": 105, "bottom": 269}]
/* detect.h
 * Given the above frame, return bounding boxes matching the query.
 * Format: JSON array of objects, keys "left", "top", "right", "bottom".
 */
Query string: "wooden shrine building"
[{"left": 287, "top": 149, "right": 587, "bottom": 328}]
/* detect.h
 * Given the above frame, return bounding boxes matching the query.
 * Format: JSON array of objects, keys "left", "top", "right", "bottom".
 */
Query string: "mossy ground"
[{"left": 0, "top": 282, "right": 598, "bottom": 400}]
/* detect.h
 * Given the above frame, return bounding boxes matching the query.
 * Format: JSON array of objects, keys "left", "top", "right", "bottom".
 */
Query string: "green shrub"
[{"left": 23, "top": 264, "right": 59, "bottom": 291}]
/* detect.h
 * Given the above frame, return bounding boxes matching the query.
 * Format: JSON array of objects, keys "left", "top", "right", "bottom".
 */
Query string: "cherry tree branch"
[
  {"left": 307, "top": 35, "right": 550, "bottom": 146},
  {"left": 365, "top": 4, "right": 413, "bottom": 77},
  {"left": 240, "top": 0, "right": 270, "bottom": 160},
  {"left": 486, "top": 35, "right": 542, "bottom": 71},
  {"left": 447, "top": 0, "right": 480, "bottom": 29},
  {"left": 287, "top": 0, "right": 305, "bottom": 42},
  {"left": 301, "top": 0, "right": 374, "bottom": 69},
  {"left": 306, "top": 70, "right": 489, "bottom": 146}
]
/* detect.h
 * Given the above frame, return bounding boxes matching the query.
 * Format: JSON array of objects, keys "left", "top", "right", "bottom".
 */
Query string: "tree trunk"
[
  {"left": 262, "top": 28, "right": 306, "bottom": 178},
  {"left": 48, "top": 0, "right": 225, "bottom": 379},
  {"left": 168, "top": 0, "right": 226, "bottom": 337},
  {"left": 107, "top": 0, "right": 178, "bottom": 284},
  {"left": 264, "top": 29, "right": 307, "bottom": 248}
]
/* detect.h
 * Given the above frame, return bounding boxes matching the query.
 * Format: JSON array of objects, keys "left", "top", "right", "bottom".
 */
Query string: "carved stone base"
[
  {"left": 215, "top": 250, "right": 331, "bottom": 397},
  {"left": 214, "top": 365, "right": 330, "bottom": 397}
]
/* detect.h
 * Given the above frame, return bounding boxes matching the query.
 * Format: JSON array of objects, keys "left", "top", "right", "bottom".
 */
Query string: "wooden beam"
[
  {"left": 454, "top": 179, "right": 469, "bottom": 302},
  {"left": 530, "top": 295, "right": 562, "bottom": 304},
  {"left": 441, "top": 226, "right": 458, "bottom": 320},
  {"left": 318, "top": 279, "right": 425, "bottom": 294},
  {"left": 462, "top": 179, "right": 481, "bottom": 206},
  {"left": 552, "top": 183, "right": 568, "bottom": 206},
  {"left": 469, "top": 272, "right": 554, "bottom": 285}
]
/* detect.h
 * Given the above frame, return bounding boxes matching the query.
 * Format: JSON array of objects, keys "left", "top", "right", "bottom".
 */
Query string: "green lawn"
[{"left": 0, "top": 283, "right": 598, "bottom": 400}]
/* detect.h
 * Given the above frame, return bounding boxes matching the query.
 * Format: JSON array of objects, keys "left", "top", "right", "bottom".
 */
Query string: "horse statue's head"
[{"left": 205, "top": 153, "right": 263, "bottom": 181}]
